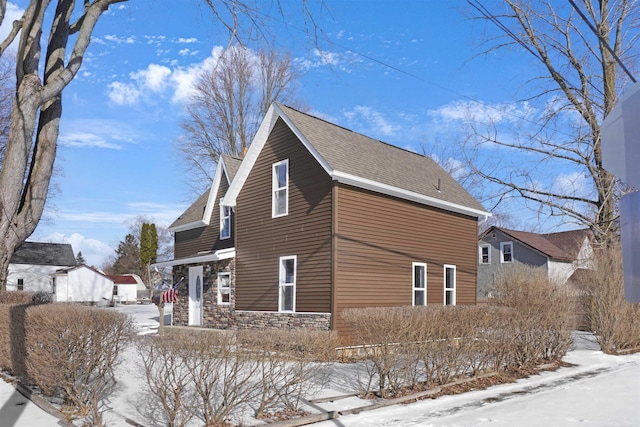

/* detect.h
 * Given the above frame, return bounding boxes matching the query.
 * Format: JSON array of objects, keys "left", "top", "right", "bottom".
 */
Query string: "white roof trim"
[
  {"left": 151, "top": 248, "right": 236, "bottom": 268},
  {"left": 332, "top": 171, "right": 491, "bottom": 219},
  {"left": 222, "top": 103, "right": 491, "bottom": 219},
  {"left": 223, "top": 105, "right": 281, "bottom": 207},
  {"left": 169, "top": 157, "right": 230, "bottom": 232}
]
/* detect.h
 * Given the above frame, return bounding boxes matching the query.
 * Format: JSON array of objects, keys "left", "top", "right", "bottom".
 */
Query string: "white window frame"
[
  {"left": 217, "top": 272, "right": 231, "bottom": 305},
  {"left": 500, "top": 241, "right": 513, "bottom": 263},
  {"left": 278, "top": 255, "right": 296, "bottom": 312},
  {"left": 444, "top": 264, "right": 456, "bottom": 306},
  {"left": 272, "top": 159, "right": 289, "bottom": 218},
  {"left": 220, "top": 201, "right": 231, "bottom": 240},
  {"left": 479, "top": 244, "right": 491, "bottom": 264},
  {"left": 412, "top": 262, "right": 427, "bottom": 306}
]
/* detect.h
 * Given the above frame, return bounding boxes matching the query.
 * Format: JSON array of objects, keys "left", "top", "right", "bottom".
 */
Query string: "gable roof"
[
  {"left": 224, "top": 103, "right": 490, "bottom": 218},
  {"left": 543, "top": 229, "right": 593, "bottom": 259},
  {"left": 54, "top": 264, "right": 114, "bottom": 281},
  {"left": 481, "top": 226, "right": 590, "bottom": 262},
  {"left": 170, "top": 154, "right": 243, "bottom": 231},
  {"left": 10, "top": 242, "right": 77, "bottom": 266},
  {"left": 107, "top": 274, "right": 138, "bottom": 285}
]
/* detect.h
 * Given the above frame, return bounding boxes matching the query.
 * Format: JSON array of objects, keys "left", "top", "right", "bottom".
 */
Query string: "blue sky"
[{"left": 2, "top": 0, "right": 575, "bottom": 266}]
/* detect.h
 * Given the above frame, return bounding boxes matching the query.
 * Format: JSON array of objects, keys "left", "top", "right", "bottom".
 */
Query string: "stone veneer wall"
[
  {"left": 234, "top": 311, "right": 331, "bottom": 330},
  {"left": 171, "top": 259, "right": 235, "bottom": 328},
  {"left": 171, "top": 259, "right": 331, "bottom": 331}
]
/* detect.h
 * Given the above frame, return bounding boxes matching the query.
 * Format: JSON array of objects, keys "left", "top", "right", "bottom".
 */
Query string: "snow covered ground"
[{"left": 1, "top": 304, "right": 639, "bottom": 427}]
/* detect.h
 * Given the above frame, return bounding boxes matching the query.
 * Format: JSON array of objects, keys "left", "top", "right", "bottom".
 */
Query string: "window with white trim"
[
  {"left": 500, "top": 242, "right": 513, "bottom": 263},
  {"left": 17, "top": 278, "right": 24, "bottom": 291},
  {"left": 479, "top": 244, "right": 491, "bottom": 264},
  {"left": 272, "top": 159, "right": 289, "bottom": 217},
  {"left": 220, "top": 201, "right": 231, "bottom": 239},
  {"left": 217, "top": 272, "right": 231, "bottom": 305},
  {"left": 412, "top": 262, "right": 427, "bottom": 306},
  {"left": 279, "top": 255, "right": 296, "bottom": 312},
  {"left": 444, "top": 265, "right": 456, "bottom": 306}
]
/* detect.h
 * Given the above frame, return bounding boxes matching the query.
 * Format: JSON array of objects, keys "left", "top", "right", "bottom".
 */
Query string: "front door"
[{"left": 188, "top": 266, "right": 203, "bottom": 326}]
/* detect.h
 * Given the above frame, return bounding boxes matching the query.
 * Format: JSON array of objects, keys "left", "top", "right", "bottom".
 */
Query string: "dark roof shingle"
[{"left": 10, "top": 242, "right": 76, "bottom": 266}]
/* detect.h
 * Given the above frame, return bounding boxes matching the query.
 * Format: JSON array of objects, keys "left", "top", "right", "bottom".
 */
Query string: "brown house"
[{"left": 155, "top": 104, "right": 490, "bottom": 334}]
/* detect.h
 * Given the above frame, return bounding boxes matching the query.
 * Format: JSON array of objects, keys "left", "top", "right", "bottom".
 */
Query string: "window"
[
  {"left": 217, "top": 272, "right": 231, "bottom": 305},
  {"left": 479, "top": 244, "right": 491, "bottom": 264},
  {"left": 500, "top": 242, "right": 513, "bottom": 263},
  {"left": 220, "top": 202, "right": 231, "bottom": 239},
  {"left": 17, "top": 278, "right": 24, "bottom": 291},
  {"left": 272, "top": 159, "right": 289, "bottom": 217},
  {"left": 278, "top": 256, "right": 296, "bottom": 312},
  {"left": 444, "top": 265, "right": 456, "bottom": 306},
  {"left": 412, "top": 263, "right": 427, "bottom": 306}
]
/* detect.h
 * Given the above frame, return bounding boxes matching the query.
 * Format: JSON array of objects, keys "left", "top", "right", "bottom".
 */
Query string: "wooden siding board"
[
  {"left": 333, "top": 184, "right": 478, "bottom": 334},
  {"left": 174, "top": 172, "right": 234, "bottom": 259},
  {"left": 235, "top": 119, "right": 333, "bottom": 313}
]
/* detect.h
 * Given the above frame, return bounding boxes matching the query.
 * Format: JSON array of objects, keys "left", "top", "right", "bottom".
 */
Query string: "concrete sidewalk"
[{"left": 0, "top": 376, "right": 64, "bottom": 427}]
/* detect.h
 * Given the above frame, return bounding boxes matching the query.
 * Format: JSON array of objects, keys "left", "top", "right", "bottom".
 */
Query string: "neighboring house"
[
  {"left": 7, "top": 242, "right": 77, "bottom": 293},
  {"left": 107, "top": 274, "right": 145, "bottom": 303},
  {"left": 154, "top": 103, "right": 490, "bottom": 335},
  {"left": 477, "top": 226, "right": 594, "bottom": 297},
  {"left": 52, "top": 264, "right": 114, "bottom": 303}
]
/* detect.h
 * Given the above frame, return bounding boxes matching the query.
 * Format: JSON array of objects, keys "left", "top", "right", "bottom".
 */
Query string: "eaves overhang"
[{"left": 151, "top": 248, "right": 236, "bottom": 269}]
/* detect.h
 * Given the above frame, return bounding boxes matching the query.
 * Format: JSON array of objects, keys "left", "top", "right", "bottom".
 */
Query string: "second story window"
[
  {"left": 272, "top": 159, "right": 289, "bottom": 217},
  {"left": 479, "top": 244, "right": 490, "bottom": 264},
  {"left": 220, "top": 201, "right": 231, "bottom": 239},
  {"left": 501, "top": 242, "right": 513, "bottom": 263}
]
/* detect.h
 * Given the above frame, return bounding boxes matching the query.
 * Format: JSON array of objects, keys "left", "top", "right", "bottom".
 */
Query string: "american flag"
[{"left": 160, "top": 277, "right": 183, "bottom": 304}]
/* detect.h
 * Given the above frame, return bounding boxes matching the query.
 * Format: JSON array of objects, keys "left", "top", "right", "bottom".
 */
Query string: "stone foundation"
[
  {"left": 234, "top": 311, "right": 331, "bottom": 330},
  {"left": 171, "top": 259, "right": 331, "bottom": 331}
]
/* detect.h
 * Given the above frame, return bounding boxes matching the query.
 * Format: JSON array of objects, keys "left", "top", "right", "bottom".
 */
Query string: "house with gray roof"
[
  {"left": 154, "top": 104, "right": 490, "bottom": 334},
  {"left": 7, "top": 242, "right": 77, "bottom": 293},
  {"left": 477, "top": 226, "right": 594, "bottom": 297}
]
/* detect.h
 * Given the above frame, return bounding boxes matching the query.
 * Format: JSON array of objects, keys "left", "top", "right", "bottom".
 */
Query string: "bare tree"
[
  {"left": 462, "top": 0, "right": 639, "bottom": 243},
  {"left": 0, "top": 0, "right": 323, "bottom": 291},
  {"left": 177, "top": 46, "right": 302, "bottom": 193},
  {"left": 0, "top": 54, "right": 13, "bottom": 164}
]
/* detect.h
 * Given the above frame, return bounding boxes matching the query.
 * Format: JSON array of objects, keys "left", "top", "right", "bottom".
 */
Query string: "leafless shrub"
[
  {"left": 490, "top": 264, "right": 575, "bottom": 367},
  {"left": 183, "top": 330, "right": 258, "bottom": 426},
  {"left": 577, "top": 245, "right": 640, "bottom": 353},
  {"left": 342, "top": 307, "right": 422, "bottom": 397},
  {"left": 238, "top": 329, "right": 338, "bottom": 418},
  {"left": 137, "top": 334, "right": 194, "bottom": 427},
  {"left": 24, "top": 305, "right": 132, "bottom": 426},
  {"left": 0, "top": 291, "right": 34, "bottom": 304}
]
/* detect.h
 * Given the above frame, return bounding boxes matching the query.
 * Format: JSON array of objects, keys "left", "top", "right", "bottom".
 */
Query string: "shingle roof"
[
  {"left": 10, "top": 242, "right": 77, "bottom": 266},
  {"left": 543, "top": 229, "right": 592, "bottom": 259},
  {"left": 170, "top": 155, "right": 242, "bottom": 229},
  {"left": 482, "top": 226, "right": 590, "bottom": 262},
  {"left": 107, "top": 274, "right": 138, "bottom": 285},
  {"left": 277, "top": 104, "right": 487, "bottom": 213}
]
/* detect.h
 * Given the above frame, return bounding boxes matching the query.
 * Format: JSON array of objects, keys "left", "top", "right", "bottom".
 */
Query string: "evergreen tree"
[
  {"left": 140, "top": 223, "right": 159, "bottom": 286},
  {"left": 75, "top": 251, "right": 86, "bottom": 265},
  {"left": 110, "top": 234, "right": 142, "bottom": 275}
]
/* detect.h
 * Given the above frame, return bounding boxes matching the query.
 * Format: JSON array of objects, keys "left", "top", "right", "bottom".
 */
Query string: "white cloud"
[
  {"left": 429, "top": 100, "right": 535, "bottom": 125},
  {"left": 294, "top": 49, "right": 353, "bottom": 72},
  {"left": 60, "top": 119, "right": 138, "bottom": 150},
  {"left": 59, "top": 132, "right": 123, "bottom": 150},
  {"left": 131, "top": 63, "right": 171, "bottom": 92},
  {"left": 344, "top": 105, "right": 399, "bottom": 136},
  {"left": 107, "top": 81, "right": 140, "bottom": 105},
  {"left": 43, "top": 232, "right": 114, "bottom": 267},
  {"left": 178, "top": 37, "right": 198, "bottom": 44},
  {"left": 104, "top": 34, "right": 135, "bottom": 44},
  {"left": 552, "top": 171, "right": 590, "bottom": 197}
]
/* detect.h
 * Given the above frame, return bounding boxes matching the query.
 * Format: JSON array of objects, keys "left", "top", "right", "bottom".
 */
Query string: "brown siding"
[
  {"left": 174, "top": 172, "right": 234, "bottom": 259},
  {"left": 333, "top": 183, "right": 478, "bottom": 334},
  {"left": 235, "top": 119, "right": 333, "bottom": 313}
]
